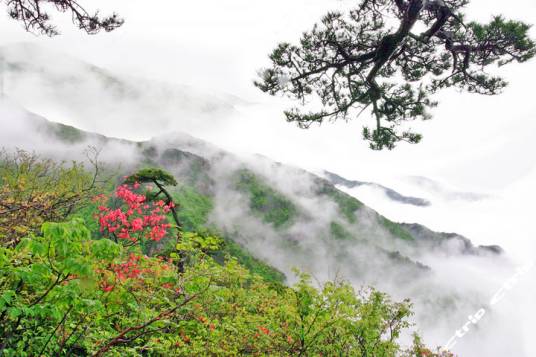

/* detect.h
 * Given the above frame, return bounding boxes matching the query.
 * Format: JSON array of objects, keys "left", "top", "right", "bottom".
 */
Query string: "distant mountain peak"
[
  {"left": 323, "top": 170, "right": 431, "bottom": 207},
  {"left": 406, "top": 175, "right": 489, "bottom": 202}
]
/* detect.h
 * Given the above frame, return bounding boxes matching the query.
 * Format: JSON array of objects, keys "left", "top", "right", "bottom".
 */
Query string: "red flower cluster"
[
  {"left": 112, "top": 253, "right": 144, "bottom": 281},
  {"left": 100, "top": 254, "right": 149, "bottom": 292},
  {"left": 257, "top": 326, "right": 270, "bottom": 335},
  {"left": 96, "top": 184, "right": 173, "bottom": 243}
]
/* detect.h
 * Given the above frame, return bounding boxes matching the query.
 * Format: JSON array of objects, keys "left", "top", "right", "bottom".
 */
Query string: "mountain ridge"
[
  {"left": 323, "top": 170, "right": 432, "bottom": 207},
  {"left": 3, "top": 102, "right": 502, "bottom": 281}
]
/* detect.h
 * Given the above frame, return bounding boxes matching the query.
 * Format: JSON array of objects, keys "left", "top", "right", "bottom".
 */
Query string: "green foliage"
[
  {"left": 6, "top": 0, "right": 124, "bottom": 37},
  {"left": 0, "top": 150, "right": 98, "bottom": 247},
  {"left": 0, "top": 218, "right": 445, "bottom": 356},
  {"left": 1, "top": 219, "right": 108, "bottom": 355},
  {"left": 160, "top": 148, "right": 214, "bottom": 192},
  {"left": 213, "top": 237, "right": 286, "bottom": 284},
  {"left": 468, "top": 16, "right": 536, "bottom": 65},
  {"left": 317, "top": 182, "right": 363, "bottom": 223},
  {"left": 172, "top": 185, "right": 213, "bottom": 232},
  {"left": 380, "top": 216, "right": 415, "bottom": 242},
  {"left": 0, "top": 218, "right": 185, "bottom": 356},
  {"left": 330, "top": 221, "right": 355, "bottom": 241},
  {"left": 48, "top": 122, "right": 87, "bottom": 143},
  {"left": 256, "top": 0, "right": 535, "bottom": 149},
  {"left": 175, "top": 231, "right": 222, "bottom": 253},
  {"left": 234, "top": 169, "right": 298, "bottom": 228},
  {"left": 125, "top": 167, "right": 178, "bottom": 187},
  {"left": 169, "top": 184, "right": 286, "bottom": 284}
]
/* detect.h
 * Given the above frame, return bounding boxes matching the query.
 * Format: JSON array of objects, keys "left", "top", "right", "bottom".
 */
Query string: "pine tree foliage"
[
  {"left": 4, "top": 0, "right": 123, "bottom": 36},
  {"left": 255, "top": 0, "right": 536, "bottom": 149}
]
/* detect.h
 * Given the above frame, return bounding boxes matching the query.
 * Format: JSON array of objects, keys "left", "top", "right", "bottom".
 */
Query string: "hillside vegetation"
[
  {"left": 0, "top": 151, "right": 452, "bottom": 356},
  {"left": 0, "top": 111, "right": 505, "bottom": 356}
]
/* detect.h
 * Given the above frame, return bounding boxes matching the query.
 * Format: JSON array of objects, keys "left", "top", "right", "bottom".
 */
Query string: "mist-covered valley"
[{"left": 1, "top": 42, "right": 535, "bottom": 356}]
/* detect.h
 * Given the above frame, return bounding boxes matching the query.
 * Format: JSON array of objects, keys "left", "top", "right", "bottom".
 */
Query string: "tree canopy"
[
  {"left": 5, "top": 0, "right": 123, "bottom": 36},
  {"left": 255, "top": 0, "right": 536, "bottom": 150}
]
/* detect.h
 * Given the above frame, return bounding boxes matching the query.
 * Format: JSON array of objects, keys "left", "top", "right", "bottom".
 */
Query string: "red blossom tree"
[{"left": 95, "top": 183, "right": 174, "bottom": 246}]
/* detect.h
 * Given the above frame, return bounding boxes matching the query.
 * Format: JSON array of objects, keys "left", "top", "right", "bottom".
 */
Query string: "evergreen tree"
[
  {"left": 256, "top": 0, "right": 535, "bottom": 149},
  {"left": 4, "top": 0, "right": 122, "bottom": 36}
]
